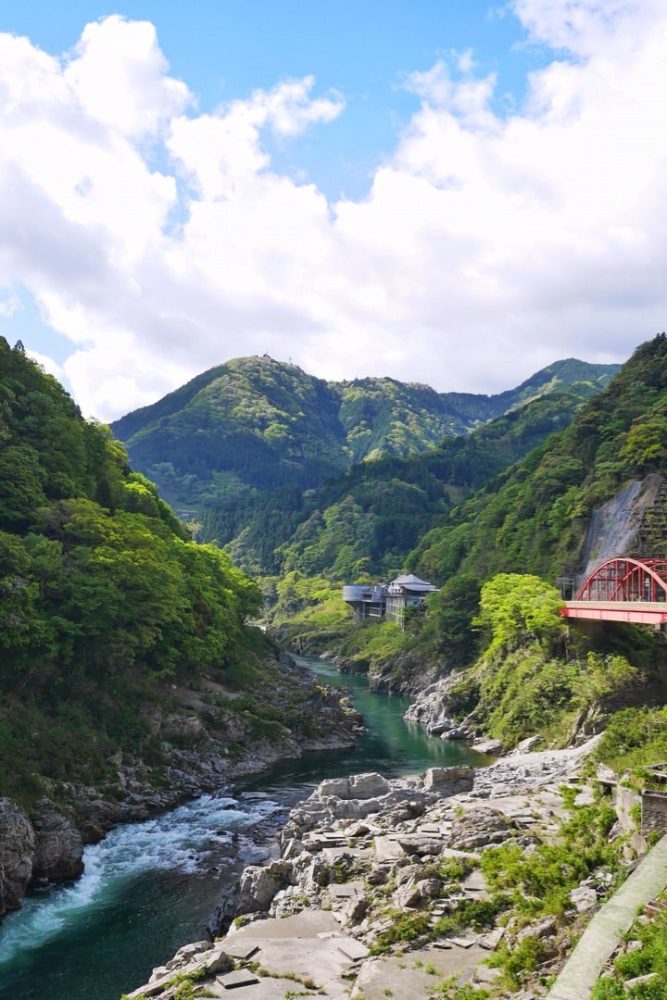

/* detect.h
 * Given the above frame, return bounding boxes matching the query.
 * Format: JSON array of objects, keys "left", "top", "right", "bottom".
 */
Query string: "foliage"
[
  {"left": 409, "top": 334, "right": 667, "bottom": 584},
  {"left": 594, "top": 705, "right": 667, "bottom": 780},
  {"left": 111, "top": 354, "right": 618, "bottom": 576},
  {"left": 0, "top": 338, "right": 263, "bottom": 802}
]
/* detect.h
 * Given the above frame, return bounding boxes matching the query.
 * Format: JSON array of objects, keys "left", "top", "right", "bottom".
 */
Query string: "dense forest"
[
  {"left": 0, "top": 338, "right": 263, "bottom": 801},
  {"left": 112, "top": 354, "right": 618, "bottom": 574},
  {"left": 408, "top": 334, "right": 667, "bottom": 583}
]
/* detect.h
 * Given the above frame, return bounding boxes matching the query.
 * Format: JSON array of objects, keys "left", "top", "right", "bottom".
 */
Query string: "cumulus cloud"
[{"left": 0, "top": 4, "right": 665, "bottom": 419}]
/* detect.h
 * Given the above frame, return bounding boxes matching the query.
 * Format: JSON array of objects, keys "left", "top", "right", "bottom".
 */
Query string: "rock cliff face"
[{"left": 0, "top": 799, "right": 35, "bottom": 914}]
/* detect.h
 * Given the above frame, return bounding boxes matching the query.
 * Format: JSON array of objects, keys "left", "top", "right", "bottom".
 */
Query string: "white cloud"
[{"left": 0, "top": 4, "right": 665, "bottom": 420}]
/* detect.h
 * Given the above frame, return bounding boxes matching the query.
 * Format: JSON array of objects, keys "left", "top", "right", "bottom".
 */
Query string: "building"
[
  {"left": 341, "top": 584, "right": 386, "bottom": 621},
  {"left": 342, "top": 574, "right": 438, "bottom": 626},
  {"left": 384, "top": 574, "right": 438, "bottom": 624}
]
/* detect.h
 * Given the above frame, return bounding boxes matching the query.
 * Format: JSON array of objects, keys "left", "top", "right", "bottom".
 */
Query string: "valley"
[{"left": 1, "top": 334, "right": 666, "bottom": 1000}]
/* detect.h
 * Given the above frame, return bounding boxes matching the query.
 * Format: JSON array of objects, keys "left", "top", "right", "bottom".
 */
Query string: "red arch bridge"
[{"left": 561, "top": 557, "right": 667, "bottom": 629}]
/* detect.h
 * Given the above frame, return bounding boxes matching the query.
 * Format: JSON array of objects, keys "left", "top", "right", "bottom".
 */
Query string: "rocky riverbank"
[
  {"left": 0, "top": 654, "right": 361, "bottom": 918},
  {"left": 124, "top": 736, "right": 649, "bottom": 1000}
]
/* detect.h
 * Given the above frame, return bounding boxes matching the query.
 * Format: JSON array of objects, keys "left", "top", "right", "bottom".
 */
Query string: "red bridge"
[{"left": 561, "top": 557, "right": 667, "bottom": 628}]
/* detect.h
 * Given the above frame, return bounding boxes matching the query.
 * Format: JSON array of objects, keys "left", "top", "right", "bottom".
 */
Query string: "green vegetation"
[
  {"left": 410, "top": 335, "right": 667, "bottom": 583},
  {"left": 594, "top": 707, "right": 667, "bottom": 783},
  {"left": 111, "top": 354, "right": 618, "bottom": 576},
  {"left": 591, "top": 894, "right": 667, "bottom": 998},
  {"left": 0, "top": 338, "right": 273, "bottom": 804}
]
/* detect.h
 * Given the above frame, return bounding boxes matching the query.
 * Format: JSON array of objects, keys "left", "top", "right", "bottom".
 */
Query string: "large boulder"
[
  {"left": 318, "top": 773, "right": 390, "bottom": 801},
  {"left": 0, "top": 797, "right": 35, "bottom": 914},
  {"left": 237, "top": 860, "right": 292, "bottom": 913},
  {"left": 31, "top": 799, "right": 84, "bottom": 883},
  {"left": 423, "top": 766, "right": 474, "bottom": 795}
]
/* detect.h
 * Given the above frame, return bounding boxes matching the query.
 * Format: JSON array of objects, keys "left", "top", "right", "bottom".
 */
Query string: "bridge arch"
[{"left": 576, "top": 556, "right": 667, "bottom": 604}]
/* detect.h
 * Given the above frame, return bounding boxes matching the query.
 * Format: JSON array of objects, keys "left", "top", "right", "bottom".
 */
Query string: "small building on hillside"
[
  {"left": 342, "top": 574, "right": 438, "bottom": 627},
  {"left": 342, "top": 584, "right": 386, "bottom": 621},
  {"left": 385, "top": 574, "right": 438, "bottom": 624}
]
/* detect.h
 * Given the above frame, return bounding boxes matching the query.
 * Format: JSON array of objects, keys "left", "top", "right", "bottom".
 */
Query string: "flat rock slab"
[
  {"left": 221, "top": 941, "right": 260, "bottom": 961},
  {"left": 352, "top": 944, "right": 487, "bottom": 1000},
  {"left": 373, "top": 836, "right": 406, "bottom": 862},
  {"left": 462, "top": 870, "right": 488, "bottom": 893},
  {"left": 336, "top": 937, "right": 370, "bottom": 961},
  {"left": 450, "top": 935, "right": 479, "bottom": 949},
  {"left": 217, "top": 969, "right": 260, "bottom": 989},
  {"left": 228, "top": 908, "right": 340, "bottom": 942},
  {"left": 329, "top": 880, "right": 364, "bottom": 900}
]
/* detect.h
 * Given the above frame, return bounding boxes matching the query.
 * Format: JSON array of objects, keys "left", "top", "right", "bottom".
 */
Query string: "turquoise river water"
[{"left": 0, "top": 657, "right": 486, "bottom": 1000}]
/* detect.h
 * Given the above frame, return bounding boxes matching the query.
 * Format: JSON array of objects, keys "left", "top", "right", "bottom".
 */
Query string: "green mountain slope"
[
  {"left": 266, "top": 385, "right": 603, "bottom": 581},
  {"left": 409, "top": 334, "right": 667, "bottom": 585},
  {"left": 0, "top": 340, "right": 355, "bottom": 828},
  {"left": 111, "top": 354, "right": 619, "bottom": 572}
]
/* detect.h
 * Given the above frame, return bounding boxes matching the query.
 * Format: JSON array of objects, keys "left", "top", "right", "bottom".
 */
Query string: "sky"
[{"left": 0, "top": 0, "right": 665, "bottom": 420}]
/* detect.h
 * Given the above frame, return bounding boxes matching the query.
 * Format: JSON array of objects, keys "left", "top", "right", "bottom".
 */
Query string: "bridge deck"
[{"left": 562, "top": 600, "right": 667, "bottom": 626}]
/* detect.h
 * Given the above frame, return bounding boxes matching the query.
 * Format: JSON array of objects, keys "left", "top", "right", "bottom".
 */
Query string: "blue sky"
[
  {"left": 0, "top": 1, "right": 663, "bottom": 419},
  {"left": 1, "top": 1, "right": 540, "bottom": 202}
]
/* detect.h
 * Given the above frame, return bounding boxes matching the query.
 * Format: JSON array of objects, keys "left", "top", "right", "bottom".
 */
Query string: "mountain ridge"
[{"left": 111, "top": 354, "right": 620, "bottom": 569}]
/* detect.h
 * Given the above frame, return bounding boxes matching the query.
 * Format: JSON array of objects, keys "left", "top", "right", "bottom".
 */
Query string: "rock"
[
  {"left": 206, "top": 882, "right": 240, "bottom": 938},
  {"left": 217, "top": 968, "right": 260, "bottom": 989},
  {"left": 479, "top": 926, "right": 506, "bottom": 950},
  {"left": 624, "top": 973, "right": 659, "bottom": 989},
  {"left": 471, "top": 738, "right": 504, "bottom": 755},
  {"left": 0, "top": 797, "right": 35, "bottom": 915},
  {"left": 395, "top": 877, "right": 442, "bottom": 909},
  {"left": 517, "top": 916, "right": 557, "bottom": 942},
  {"left": 449, "top": 808, "right": 519, "bottom": 850},
  {"left": 165, "top": 940, "right": 212, "bottom": 972},
  {"left": 237, "top": 861, "right": 291, "bottom": 913},
  {"left": 569, "top": 885, "right": 598, "bottom": 913},
  {"left": 423, "top": 766, "right": 474, "bottom": 794},
  {"left": 30, "top": 799, "right": 84, "bottom": 883},
  {"left": 509, "top": 736, "right": 542, "bottom": 755},
  {"left": 319, "top": 772, "right": 390, "bottom": 801},
  {"left": 203, "top": 945, "right": 235, "bottom": 976}
]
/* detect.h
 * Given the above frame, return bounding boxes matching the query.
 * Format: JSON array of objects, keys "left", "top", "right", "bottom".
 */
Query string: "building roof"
[{"left": 390, "top": 573, "right": 437, "bottom": 591}]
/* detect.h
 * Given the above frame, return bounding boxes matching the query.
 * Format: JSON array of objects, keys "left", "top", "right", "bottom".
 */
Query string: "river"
[{"left": 0, "top": 658, "right": 485, "bottom": 1000}]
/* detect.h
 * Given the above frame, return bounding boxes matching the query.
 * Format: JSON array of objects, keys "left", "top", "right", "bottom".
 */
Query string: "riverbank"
[
  {"left": 125, "top": 736, "right": 651, "bottom": 1000},
  {"left": 0, "top": 655, "right": 484, "bottom": 1000},
  {"left": 0, "top": 652, "right": 361, "bottom": 920}
]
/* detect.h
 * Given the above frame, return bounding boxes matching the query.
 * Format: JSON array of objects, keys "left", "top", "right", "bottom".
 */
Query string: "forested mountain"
[
  {"left": 0, "top": 339, "right": 324, "bottom": 808},
  {"left": 112, "top": 354, "right": 618, "bottom": 573},
  {"left": 408, "top": 334, "right": 667, "bottom": 585},
  {"left": 251, "top": 385, "right": 603, "bottom": 580}
]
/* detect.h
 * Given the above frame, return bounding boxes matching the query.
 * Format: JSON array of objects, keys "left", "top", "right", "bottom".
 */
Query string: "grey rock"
[
  {"left": 449, "top": 807, "right": 519, "bottom": 850},
  {"left": 569, "top": 885, "right": 597, "bottom": 912},
  {"left": 319, "top": 772, "right": 390, "bottom": 801},
  {"left": 424, "top": 766, "right": 474, "bottom": 793},
  {"left": 0, "top": 797, "right": 35, "bottom": 915},
  {"left": 31, "top": 799, "right": 84, "bottom": 883},
  {"left": 237, "top": 861, "right": 291, "bottom": 913}
]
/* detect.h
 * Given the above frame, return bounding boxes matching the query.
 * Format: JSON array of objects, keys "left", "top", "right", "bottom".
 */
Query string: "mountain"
[
  {"left": 111, "top": 354, "right": 619, "bottom": 572},
  {"left": 408, "top": 334, "right": 667, "bottom": 585},
  {"left": 260, "top": 385, "right": 604, "bottom": 580}
]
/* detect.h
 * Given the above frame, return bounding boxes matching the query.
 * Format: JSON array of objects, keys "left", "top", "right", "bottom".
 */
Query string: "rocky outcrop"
[
  {"left": 31, "top": 799, "right": 84, "bottom": 883},
  {"left": 404, "top": 674, "right": 474, "bottom": 738},
  {"left": 0, "top": 798, "right": 35, "bottom": 915},
  {"left": 0, "top": 655, "right": 362, "bottom": 916},
  {"left": 125, "top": 738, "right": 618, "bottom": 1000}
]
